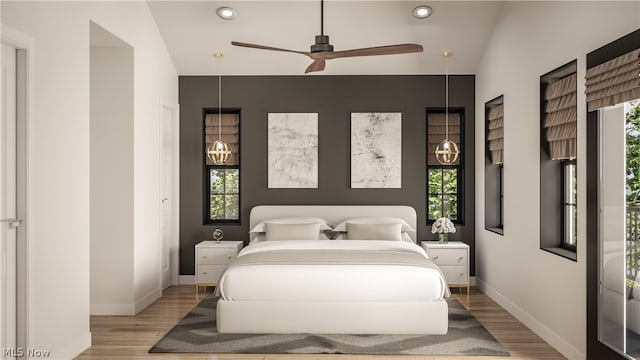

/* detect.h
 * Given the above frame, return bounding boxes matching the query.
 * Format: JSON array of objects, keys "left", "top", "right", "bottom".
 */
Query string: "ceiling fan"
[{"left": 231, "top": 0, "right": 424, "bottom": 73}]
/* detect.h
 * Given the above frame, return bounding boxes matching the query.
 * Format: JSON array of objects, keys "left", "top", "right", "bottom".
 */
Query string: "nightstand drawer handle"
[
  {"left": 459, "top": 272, "right": 464, "bottom": 276},
  {"left": 226, "top": 255, "right": 232, "bottom": 259},
  {"left": 458, "top": 256, "right": 464, "bottom": 261},
  {"left": 433, "top": 256, "right": 439, "bottom": 260},
  {"left": 202, "top": 272, "right": 207, "bottom": 275},
  {"left": 202, "top": 256, "right": 207, "bottom": 259}
]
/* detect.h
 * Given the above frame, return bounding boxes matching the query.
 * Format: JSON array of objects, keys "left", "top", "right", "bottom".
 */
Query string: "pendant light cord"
[
  {"left": 445, "top": 54, "right": 449, "bottom": 140},
  {"left": 218, "top": 75, "right": 222, "bottom": 142}
]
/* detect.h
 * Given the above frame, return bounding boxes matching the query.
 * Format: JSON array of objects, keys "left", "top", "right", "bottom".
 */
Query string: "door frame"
[
  {"left": 2, "top": 23, "right": 34, "bottom": 353},
  {"left": 159, "top": 103, "right": 180, "bottom": 288},
  {"left": 586, "top": 28, "right": 640, "bottom": 360}
]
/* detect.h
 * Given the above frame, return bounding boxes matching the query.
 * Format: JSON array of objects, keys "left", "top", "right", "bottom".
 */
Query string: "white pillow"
[
  {"left": 333, "top": 217, "right": 416, "bottom": 233},
  {"left": 264, "top": 223, "right": 321, "bottom": 241},
  {"left": 346, "top": 223, "right": 403, "bottom": 241},
  {"left": 252, "top": 232, "right": 330, "bottom": 243},
  {"left": 249, "top": 217, "right": 332, "bottom": 233},
  {"left": 333, "top": 232, "right": 413, "bottom": 243}
]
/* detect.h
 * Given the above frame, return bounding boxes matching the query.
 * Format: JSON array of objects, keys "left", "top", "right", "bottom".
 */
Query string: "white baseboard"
[
  {"left": 135, "top": 288, "right": 162, "bottom": 314},
  {"left": 179, "top": 275, "right": 195, "bottom": 285},
  {"left": 90, "top": 302, "right": 135, "bottom": 315},
  {"left": 475, "top": 278, "right": 585, "bottom": 360},
  {"left": 51, "top": 330, "right": 91, "bottom": 360}
]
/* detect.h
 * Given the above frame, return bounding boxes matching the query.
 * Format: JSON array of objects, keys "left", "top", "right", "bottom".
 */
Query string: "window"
[
  {"left": 485, "top": 96, "right": 504, "bottom": 234},
  {"left": 539, "top": 60, "right": 577, "bottom": 261},
  {"left": 562, "top": 161, "right": 577, "bottom": 249},
  {"left": 208, "top": 167, "right": 239, "bottom": 221},
  {"left": 204, "top": 110, "right": 240, "bottom": 224},
  {"left": 428, "top": 167, "right": 459, "bottom": 221},
  {"left": 427, "top": 110, "right": 464, "bottom": 223}
]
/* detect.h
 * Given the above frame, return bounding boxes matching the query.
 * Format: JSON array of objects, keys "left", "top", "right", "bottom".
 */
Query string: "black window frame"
[
  {"left": 539, "top": 60, "right": 577, "bottom": 261},
  {"left": 561, "top": 160, "right": 577, "bottom": 252},
  {"left": 484, "top": 95, "right": 504, "bottom": 235},
  {"left": 427, "top": 166, "right": 463, "bottom": 223},
  {"left": 203, "top": 108, "right": 241, "bottom": 225},
  {"left": 426, "top": 108, "right": 465, "bottom": 225}
]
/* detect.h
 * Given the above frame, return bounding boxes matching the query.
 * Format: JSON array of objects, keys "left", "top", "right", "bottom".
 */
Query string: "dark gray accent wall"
[{"left": 179, "top": 75, "right": 475, "bottom": 275}]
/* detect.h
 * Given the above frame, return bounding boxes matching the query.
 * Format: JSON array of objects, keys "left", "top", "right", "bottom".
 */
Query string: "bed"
[{"left": 216, "top": 205, "right": 449, "bottom": 335}]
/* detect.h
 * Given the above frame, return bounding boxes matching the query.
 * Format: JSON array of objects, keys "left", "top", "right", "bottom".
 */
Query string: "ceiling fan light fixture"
[
  {"left": 413, "top": 5, "right": 433, "bottom": 19},
  {"left": 217, "top": 7, "right": 237, "bottom": 20}
]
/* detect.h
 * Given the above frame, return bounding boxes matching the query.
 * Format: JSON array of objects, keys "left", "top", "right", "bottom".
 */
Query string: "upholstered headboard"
[{"left": 249, "top": 205, "right": 417, "bottom": 242}]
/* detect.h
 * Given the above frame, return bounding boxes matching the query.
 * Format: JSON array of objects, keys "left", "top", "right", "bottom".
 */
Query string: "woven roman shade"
[
  {"left": 205, "top": 113, "right": 239, "bottom": 165},
  {"left": 544, "top": 73, "right": 577, "bottom": 160},
  {"left": 585, "top": 48, "right": 640, "bottom": 112},
  {"left": 487, "top": 104, "right": 504, "bottom": 165},
  {"left": 427, "top": 113, "right": 461, "bottom": 165}
]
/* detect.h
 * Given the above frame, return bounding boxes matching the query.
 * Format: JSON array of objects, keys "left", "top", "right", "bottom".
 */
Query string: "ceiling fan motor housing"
[{"left": 311, "top": 35, "right": 334, "bottom": 52}]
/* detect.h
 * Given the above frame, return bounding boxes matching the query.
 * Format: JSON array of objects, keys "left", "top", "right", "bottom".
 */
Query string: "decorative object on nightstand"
[
  {"left": 195, "top": 240, "right": 242, "bottom": 297},
  {"left": 212, "top": 228, "right": 224, "bottom": 242},
  {"left": 431, "top": 216, "right": 456, "bottom": 243},
  {"left": 422, "top": 241, "right": 470, "bottom": 295}
]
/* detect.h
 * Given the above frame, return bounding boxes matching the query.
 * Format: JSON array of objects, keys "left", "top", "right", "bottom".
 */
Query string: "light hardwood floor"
[{"left": 74, "top": 285, "right": 566, "bottom": 360}]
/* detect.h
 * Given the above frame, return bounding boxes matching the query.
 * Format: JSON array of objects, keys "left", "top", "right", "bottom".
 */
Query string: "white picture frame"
[
  {"left": 268, "top": 113, "right": 319, "bottom": 188},
  {"left": 351, "top": 112, "right": 402, "bottom": 188}
]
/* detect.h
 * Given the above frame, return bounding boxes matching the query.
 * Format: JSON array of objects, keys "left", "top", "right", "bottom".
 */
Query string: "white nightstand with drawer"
[
  {"left": 422, "top": 241, "right": 470, "bottom": 294},
  {"left": 195, "top": 240, "right": 243, "bottom": 296}
]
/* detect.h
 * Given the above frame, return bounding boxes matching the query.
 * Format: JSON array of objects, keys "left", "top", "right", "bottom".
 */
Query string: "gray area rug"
[{"left": 150, "top": 295, "right": 509, "bottom": 356}]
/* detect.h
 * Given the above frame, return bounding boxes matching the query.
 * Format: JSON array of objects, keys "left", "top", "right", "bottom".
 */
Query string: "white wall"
[
  {"left": 90, "top": 37, "right": 135, "bottom": 314},
  {"left": 475, "top": 2, "right": 639, "bottom": 359},
  {"left": 1, "top": 1, "right": 178, "bottom": 358}
]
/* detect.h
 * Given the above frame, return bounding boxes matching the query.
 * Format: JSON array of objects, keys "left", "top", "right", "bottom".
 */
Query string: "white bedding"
[{"left": 218, "top": 240, "right": 449, "bottom": 302}]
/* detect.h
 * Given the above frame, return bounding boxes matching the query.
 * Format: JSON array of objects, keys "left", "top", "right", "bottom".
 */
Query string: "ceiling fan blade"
[
  {"left": 305, "top": 59, "right": 326, "bottom": 73},
  {"left": 324, "top": 44, "right": 423, "bottom": 59},
  {"left": 231, "top": 41, "right": 310, "bottom": 56}
]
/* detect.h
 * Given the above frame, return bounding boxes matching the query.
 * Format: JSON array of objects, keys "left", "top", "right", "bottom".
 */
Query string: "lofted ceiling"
[{"left": 147, "top": 1, "right": 504, "bottom": 75}]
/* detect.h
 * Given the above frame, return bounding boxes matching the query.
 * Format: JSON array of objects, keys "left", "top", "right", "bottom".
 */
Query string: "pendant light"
[
  {"left": 206, "top": 75, "right": 233, "bottom": 165},
  {"left": 435, "top": 51, "right": 460, "bottom": 165}
]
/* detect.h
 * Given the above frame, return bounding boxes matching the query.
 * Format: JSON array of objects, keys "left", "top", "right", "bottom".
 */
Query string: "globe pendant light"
[
  {"left": 206, "top": 75, "right": 232, "bottom": 165},
  {"left": 435, "top": 51, "right": 460, "bottom": 165}
]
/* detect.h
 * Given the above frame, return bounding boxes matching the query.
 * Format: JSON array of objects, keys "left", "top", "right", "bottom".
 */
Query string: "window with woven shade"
[
  {"left": 487, "top": 103, "right": 504, "bottom": 165},
  {"left": 585, "top": 48, "right": 640, "bottom": 112},
  {"left": 427, "top": 110, "right": 464, "bottom": 224},
  {"left": 204, "top": 110, "right": 240, "bottom": 224},
  {"left": 543, "top": 73, "right": 577, "bottom": 160},
  {"left": 205, "top": 113, "right": 239, "bottom": 166},
  {"left": 485, "top": 96, "right": 504, "bottom": 234},
  {"left": 540, "top": 60, "right": 577, "bottom": 261}
]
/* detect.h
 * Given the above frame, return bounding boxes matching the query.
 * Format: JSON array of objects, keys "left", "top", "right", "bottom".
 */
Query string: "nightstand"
[
  {"left": 195, "top": 240, "right": 243, "bottom": 296},
  {"left": 421, "top": 241, "right": 470, "bottom": 294}
]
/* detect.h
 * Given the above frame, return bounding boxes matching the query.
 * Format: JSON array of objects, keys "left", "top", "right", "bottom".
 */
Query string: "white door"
[
  {"left": 1, "top": 43, "right": 19, "bottom": 357},
  {"left": 160, "top": 105, "right": 173, "bottom": 290}
]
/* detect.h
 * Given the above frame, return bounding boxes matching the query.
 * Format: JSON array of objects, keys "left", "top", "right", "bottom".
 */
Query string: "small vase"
[{"left": 438, "top": 233, "right": 448, "bottom": 243}]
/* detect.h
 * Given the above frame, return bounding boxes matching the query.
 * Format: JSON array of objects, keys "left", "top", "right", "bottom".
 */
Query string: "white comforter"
[{"left": 218, "top": 240, "right": 449, "bottom": 302}]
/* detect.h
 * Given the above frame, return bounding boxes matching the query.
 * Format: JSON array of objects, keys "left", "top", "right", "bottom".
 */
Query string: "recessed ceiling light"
[
  {"left": 217, "top": 7, "right": 237, "bottom": 20},
  {"left": 413, "top": 5, "right": 433, "bottom": 19}
]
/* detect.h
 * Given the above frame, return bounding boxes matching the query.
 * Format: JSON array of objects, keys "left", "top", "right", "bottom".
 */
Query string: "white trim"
[
  {"left": 90, "top": 302, "right": 135, "bottom": 316},
  {"left": 52, "top": 331, "right": 91, "bottom": 360},
  {"left": 134, "top": 288, "right": 162, "bottom": 314},
  {"left": 1, "top": 23, "right": 34, "bottom": 353},
  {"left": 179, "top": 275, "right": 195, "bottom": 285},
  {"left": 172, "top": 104, "right": 180, "bottom": 286},
  {"left": 475, "top": 278, "right": 584, "bottom": 360}
]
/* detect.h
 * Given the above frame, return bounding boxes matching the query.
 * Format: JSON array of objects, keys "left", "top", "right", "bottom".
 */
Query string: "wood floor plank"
[{"left": 74, "top": 285, "right": 566, "bottom": 360}]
